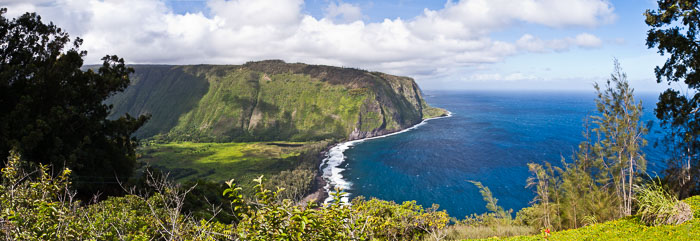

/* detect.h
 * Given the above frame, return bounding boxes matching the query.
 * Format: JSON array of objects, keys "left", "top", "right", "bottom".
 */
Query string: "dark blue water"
[{"left": 341, "top": 90, "right": 668, "bottom": 218}]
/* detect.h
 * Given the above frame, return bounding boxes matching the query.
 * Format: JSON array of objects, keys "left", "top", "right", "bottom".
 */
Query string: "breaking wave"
[{"left": 320, "top": 111, "right": 452, "bottom": 204}]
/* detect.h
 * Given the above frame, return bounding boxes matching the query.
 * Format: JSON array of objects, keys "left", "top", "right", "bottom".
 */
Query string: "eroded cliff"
[{"left": 107, "top": 60, "right": 447, "bottom": 142}]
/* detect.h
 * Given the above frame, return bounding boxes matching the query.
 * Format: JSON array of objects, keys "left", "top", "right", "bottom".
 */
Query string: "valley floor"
[{"left": 137, "top": 140, "right": 329, "bottom": 189}]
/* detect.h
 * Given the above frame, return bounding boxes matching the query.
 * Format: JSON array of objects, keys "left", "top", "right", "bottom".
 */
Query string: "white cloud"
[
  {"left": 1, "top": 0, "right": 616, "bottom": 80},
  {"left": 207, "top": 0, "right": 303, "bottom": 29},
  {"left": 324, "top": 1, "right": 364, "bottom": 23},
  {"left": 573, "top": 33, "right": 603, "bottom": 48},
  {"left": 516, "top": 33, "right": 603, "bottom": 53}
]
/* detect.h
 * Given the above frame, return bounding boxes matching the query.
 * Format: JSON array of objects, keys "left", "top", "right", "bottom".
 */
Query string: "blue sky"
[{"left": 4, "top": 0, "right": 670, "bottom": 92}]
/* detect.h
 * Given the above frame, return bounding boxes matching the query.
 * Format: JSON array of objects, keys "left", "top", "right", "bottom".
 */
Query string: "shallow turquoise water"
[{"left": 339, "top": 90, "right": 668, "bottom": 218}]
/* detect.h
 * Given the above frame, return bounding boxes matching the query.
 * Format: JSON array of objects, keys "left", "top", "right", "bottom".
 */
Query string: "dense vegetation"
[
  {"left": 3, "top": 149, "right": 696, "bottom": 240},
  {"left": 645, "top": 0, "right": 700, "bottom": 199},
  {"left": 520, "top": 60, "right": 650, "bottom": 231},
  {"left": 500, "top": 195, "right": 700, "bottom": 240},
  {"left": 0, "top": 9, "right": 147, "bottom": 196},
  {"left": 0, "top": 153, "right": 450, "bottom": 240},
  {"left": 138, "top": 140, "right": 329, "bottom": 195}
]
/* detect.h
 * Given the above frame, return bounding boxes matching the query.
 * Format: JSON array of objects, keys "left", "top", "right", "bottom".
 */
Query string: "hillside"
[
  {"left": 496, "top": 195, "right": 700, "bottom": 240},
  {"left": 107, "top": 60, "right": 447, "bottom": 142}
]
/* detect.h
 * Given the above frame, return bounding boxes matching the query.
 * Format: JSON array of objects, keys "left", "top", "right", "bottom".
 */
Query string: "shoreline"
[{"left": 310, "top": 110, "right": 453, "bottom": 204}]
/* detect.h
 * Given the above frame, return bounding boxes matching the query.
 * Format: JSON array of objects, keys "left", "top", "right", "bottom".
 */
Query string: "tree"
[
  {"left": 645, "top": 0, "right": 700, "bottom": 198},
  {"left": 525, "top": 60, "right": 647, "bottom": 230},
  {"left": 593, "top": 59, "right": 647, "bottom": 216},
  {"left": 0, "top": 9, "right": 148, "bottom": 195}
]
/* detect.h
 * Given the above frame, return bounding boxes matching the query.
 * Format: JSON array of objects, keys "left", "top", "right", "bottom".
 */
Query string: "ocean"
[{"left": 321, "top": 90, "right": 669, "bottom": 218}]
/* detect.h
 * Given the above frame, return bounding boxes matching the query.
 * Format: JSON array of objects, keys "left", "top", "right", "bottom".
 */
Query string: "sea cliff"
[{"left": 107, "top": 60, "right": 447, "bottom": 142}]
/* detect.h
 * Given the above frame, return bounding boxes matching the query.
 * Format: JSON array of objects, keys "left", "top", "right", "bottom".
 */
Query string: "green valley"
[
  {"left": 107, "top": 60, "right": 447, "bottom": 196},
  {"left": 108, "top": 61, "right": 448, "bottom": 143},
  {"left": 138, "top": 141, "right": 328, "bottom": 189}
]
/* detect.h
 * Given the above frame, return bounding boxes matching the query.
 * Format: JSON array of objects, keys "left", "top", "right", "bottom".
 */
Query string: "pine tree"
[
  {"left": 592, "top": 59, "right": 647, "bottom": 216},
  {"left": 525, "top": 60, "right": 648, "bottom": 230}
]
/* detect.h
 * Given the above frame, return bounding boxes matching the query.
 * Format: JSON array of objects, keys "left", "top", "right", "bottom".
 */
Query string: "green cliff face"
[{"left": 107, "top": 60, "right": 447, "bottom": 142}]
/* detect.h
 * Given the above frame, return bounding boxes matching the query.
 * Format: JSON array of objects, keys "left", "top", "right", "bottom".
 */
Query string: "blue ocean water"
[{"left": 338, "top": 90, "right": 668, "bottom": 218}]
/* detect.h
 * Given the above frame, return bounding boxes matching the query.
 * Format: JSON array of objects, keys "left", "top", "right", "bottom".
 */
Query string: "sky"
[{"left": 2, "top": 0, "right": 673, "bottom": 91}]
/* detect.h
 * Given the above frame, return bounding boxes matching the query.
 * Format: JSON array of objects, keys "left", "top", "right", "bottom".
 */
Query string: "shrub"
[
  {"left": 225, "top": 177, "right": 450, "bottom": 240},
  {"left": 444, "top": 181, "right": 535, "bottom": 240},
  {"left": 265, "top": 168, "right": 315, "bottom": 202},
  {"left": 464, "top": 181, "right": 514, "bottom": 227},
  {"left": 636, "top": 179, "right": 693, "bottom": 226},
  {"left": 1, "top": 151, "right": 451, "bottom": 240},
  {"left": 0, "top": 151, "right": 228, "bottom": 240},
  {"left": 443, "top": 223, "right": 535, "bottom": 240},
  {"left": 351, "top": 197, "right": 450, "bottom": 240},
  {"left": 0, "top": 150, "right": 82, "bottom": 240}
]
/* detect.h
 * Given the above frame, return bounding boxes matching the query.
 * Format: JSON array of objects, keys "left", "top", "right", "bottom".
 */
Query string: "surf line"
[{"left": 320, "top": 111, "right": 453, "bottom": 204}]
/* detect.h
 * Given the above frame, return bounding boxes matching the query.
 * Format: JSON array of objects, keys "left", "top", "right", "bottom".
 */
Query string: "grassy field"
[
  {"left": 474, "top": 195, "right": 700, "bottom": 240},
  {"left": 137, "top": 141, "right": 327, "bottom": 187}
]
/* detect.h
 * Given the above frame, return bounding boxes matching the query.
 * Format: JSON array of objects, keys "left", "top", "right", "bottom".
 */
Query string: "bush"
[
  {"left": 264, "top": 168, "right": 315, "bottom": 202},
  {"left": 351, "top": 197, "right": 450, "bottom": 240},
  {"left": 636, "top": 179, "right": 693, "bottom": 226},
  {"left": 1, "top": 151, "right": 450, "bottom": 240},
  {"left": 226, "top": 177, "right": 450, "bottom": 240},
  {"left": 0, "top": 151, "right": 229, "bottom": 240},
  {"left": 443, "top": 223, "right": 534, "bottom": 240},
  {"left": 442, "top": 181, "right": 535, "bottom": 240}
]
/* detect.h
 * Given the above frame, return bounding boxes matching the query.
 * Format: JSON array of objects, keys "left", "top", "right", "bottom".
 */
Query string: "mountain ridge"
[{"left": 106, "top": 60, "right": 448, "bottom": 142}]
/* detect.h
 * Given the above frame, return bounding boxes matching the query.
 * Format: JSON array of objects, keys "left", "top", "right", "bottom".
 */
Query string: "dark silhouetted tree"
[
  {"left": 0, "top": 9, "right": 148, "bottom": 195},
  {"left": 645, "top": 0, "right": 700, "bottom": 198}
]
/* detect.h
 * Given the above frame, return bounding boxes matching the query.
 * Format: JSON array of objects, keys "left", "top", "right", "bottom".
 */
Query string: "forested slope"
[{"left": 107, "top": 60, "right": 447, "bottom": 142}]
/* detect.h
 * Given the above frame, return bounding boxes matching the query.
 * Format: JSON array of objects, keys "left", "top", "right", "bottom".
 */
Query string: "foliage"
[
  {"left": 445, "top": 182, "right": 535, "bottom": 239},
  {"left": 0, "top": 150, "right": 80, "bottom": 240},
  {"left": 645, "top": 0, "right": 700, "bottom": 199},
  {"left": 224, "top": 177, "right": 450, "bottom": 241},
  {"left": 1, "top": 152, "right": 450, "bottom": 240},
  {"left": 499, "top": 196, "right": 700, "bottom": 241},
  {"left": 350, "top": 197, "right": 450, "bottom": 240},
  {"left": 444, "top": 224, "right": 534, "bottom": 240},
  {"left": 466, "top": 181, "right": 513, "bottom": 226},
  {"left": 525, "top": 163, "right": 559, "bottom": 229},
  {"left": 0, "top": 9, "right": 148, "bottom": 195},
  {"left": 265, "top": 168, "right": 315, "bottom": 202},
  {"left": 523, "top": 60, "right": 647, "bottom": 231},
  {"left": 636, "top": 178, "right": 693, "bottom": 226},
  {"left": 592, "top": 59, "right": 648, "bottom": 216},
  {"left": 0, "top": 151, "right": 230, "bottom": 240}
]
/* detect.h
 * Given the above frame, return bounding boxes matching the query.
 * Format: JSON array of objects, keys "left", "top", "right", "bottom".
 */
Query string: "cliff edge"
[{"left": 107, "top": 60, "right": 448, "bottom": 142}]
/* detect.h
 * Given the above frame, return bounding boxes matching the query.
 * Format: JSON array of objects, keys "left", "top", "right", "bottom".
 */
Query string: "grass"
[
  {"left": 636, "top": 180, "right": 693, "bottom": 226},
  {"left": 444, "top": 224, "right": 535, "bottom": 240},
  {"left": 479, "top": 195, "right": 700, "bottom": 240},
  {"left": 137, "top": 141, "right": 326, "bottom": 188}
]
